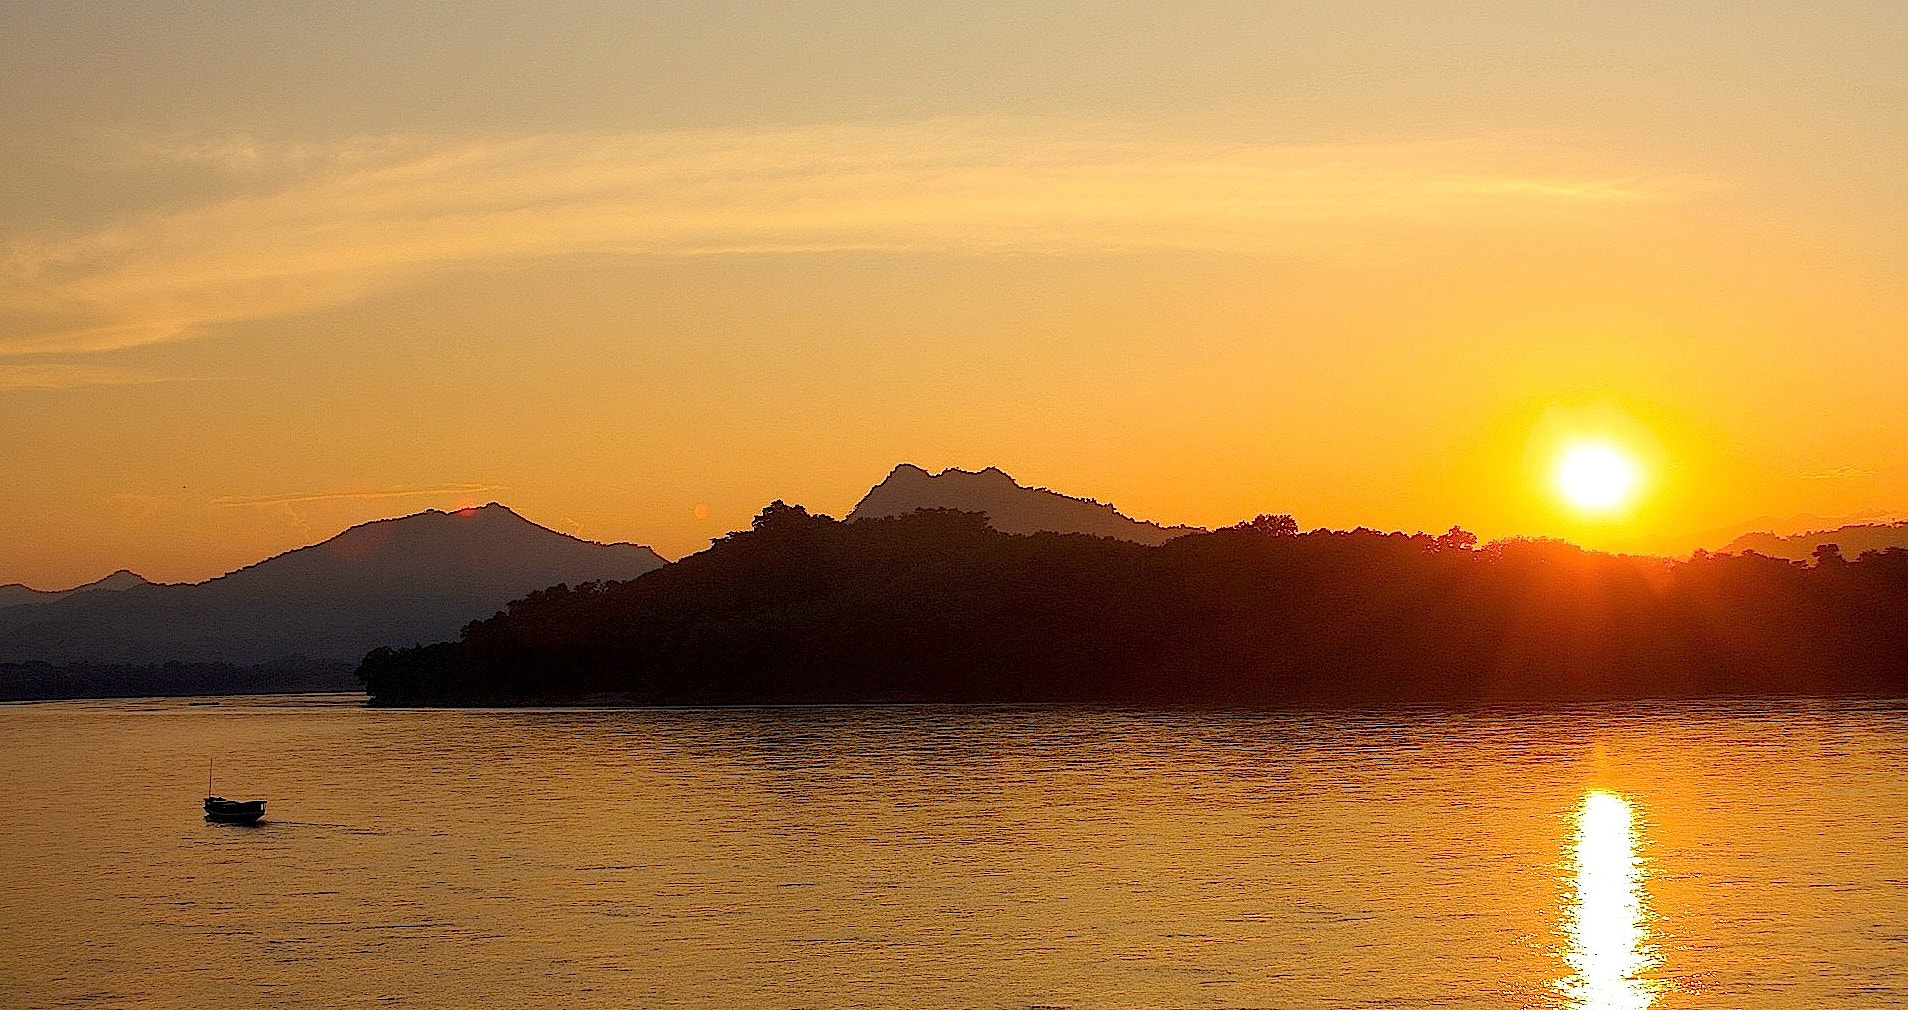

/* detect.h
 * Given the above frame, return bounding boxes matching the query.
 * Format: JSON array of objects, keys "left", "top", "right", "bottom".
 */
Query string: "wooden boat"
[
  {"left": 203, "top": 796, "right": 267, "bottom": 824},
  {"left": 203, "top": 758, "right": 265, "bottom": 823}
]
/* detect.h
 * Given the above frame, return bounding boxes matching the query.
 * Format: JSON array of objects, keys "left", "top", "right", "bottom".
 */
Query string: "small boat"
[
  {"left": 203, "top": 758, "right": 266, "bottom": 824},
  {"left": 203, "top": 796, "right": 267, "bottom": 824}
]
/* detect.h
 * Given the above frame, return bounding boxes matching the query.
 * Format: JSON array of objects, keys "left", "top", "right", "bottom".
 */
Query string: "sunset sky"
[{"left": 4, "top": 2, "right": 1906, "bottom": 587}]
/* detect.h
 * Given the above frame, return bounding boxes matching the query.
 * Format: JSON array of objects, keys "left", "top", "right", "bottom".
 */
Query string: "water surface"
[{"left": 2, "top": 696, "right": 1904, "bottom": 1008}]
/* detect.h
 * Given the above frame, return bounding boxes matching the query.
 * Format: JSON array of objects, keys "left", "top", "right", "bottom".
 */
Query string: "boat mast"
[{"left": 207, "top": 756, "right": 214, "bottom": 797}]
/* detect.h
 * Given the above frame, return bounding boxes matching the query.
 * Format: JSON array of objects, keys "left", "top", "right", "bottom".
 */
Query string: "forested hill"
[{"left": 359, "top": 504, "right": 1908, "bottom": 707}]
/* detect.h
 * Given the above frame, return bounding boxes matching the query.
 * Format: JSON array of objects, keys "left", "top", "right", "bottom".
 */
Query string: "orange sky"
[{"left": 3, "top": 3, "right": 1906, "bottom": 586}]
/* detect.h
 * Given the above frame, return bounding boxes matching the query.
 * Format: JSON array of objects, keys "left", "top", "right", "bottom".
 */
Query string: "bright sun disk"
[{"left": 1556, "top": 443, "right": 1642, "bottom": 512}]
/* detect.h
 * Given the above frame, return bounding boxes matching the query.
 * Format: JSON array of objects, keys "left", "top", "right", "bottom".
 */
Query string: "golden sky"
[{"left": 3, "top": 3, "right": 1906, "bottom": 586}]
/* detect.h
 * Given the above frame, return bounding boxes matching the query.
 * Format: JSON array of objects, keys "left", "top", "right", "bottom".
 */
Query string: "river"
[{"left": 2, "top": 695, "right": 1904, "bottom": 1008}]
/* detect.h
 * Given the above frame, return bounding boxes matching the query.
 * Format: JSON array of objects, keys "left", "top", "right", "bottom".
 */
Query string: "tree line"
[{"left": 359, "top": 502, "right": 1908, "bottom": 706}]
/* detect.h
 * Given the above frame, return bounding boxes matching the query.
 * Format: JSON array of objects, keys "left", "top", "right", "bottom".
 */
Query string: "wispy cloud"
[
  {"left": 1799, "top": 465, "right": 1877, "bottom": 480},
  {"left": 211, "top": 483, "right": 508, "bottom": 507},
  {"left": 2, "top": 122, "right": 1688, "bottom": 356},
  {"left": 0, "top": 361, "right": 199, "bottom": 390}
]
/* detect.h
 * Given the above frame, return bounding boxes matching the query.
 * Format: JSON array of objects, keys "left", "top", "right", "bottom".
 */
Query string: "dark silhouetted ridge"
[{"left": 359, "top": 504, "right": 1908, "bottom": 707}]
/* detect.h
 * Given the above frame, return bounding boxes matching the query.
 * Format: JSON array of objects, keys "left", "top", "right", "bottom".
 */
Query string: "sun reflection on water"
[{"left": 1558, "top": 789, "right": 1660, "bottom": 1010}]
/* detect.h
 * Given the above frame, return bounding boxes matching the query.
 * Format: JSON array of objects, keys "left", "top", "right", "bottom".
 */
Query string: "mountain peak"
[
  {"left": 226, "top": 503, "right": 659, "bottom": 582},
  {"left": 0, "top": 569, "right": 153, "bottom": 609},
  {"left": 86, "top": 570, "right": 153, "bottom": 592},
  {"left": 848, "top": 464, "right": 1202, "bottom": 546},
  {"left": 448, "top": 501, "right": 514, "bottom": 516}
]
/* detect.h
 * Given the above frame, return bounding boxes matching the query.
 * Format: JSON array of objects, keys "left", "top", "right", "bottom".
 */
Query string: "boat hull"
[{"left": 203, "top": 797, "right": 266, "bottom": 824}]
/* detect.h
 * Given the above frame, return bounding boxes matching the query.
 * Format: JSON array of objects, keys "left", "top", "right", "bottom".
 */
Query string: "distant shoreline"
[
  {"left": 0, "top": 661, "right": 359, "bottom": 704},
  {"left": 360, "top": 690, "right": 1908, "bottom": 712},
  {"left": 8, "top": 691, "right": 1903, "bottom": 715}
]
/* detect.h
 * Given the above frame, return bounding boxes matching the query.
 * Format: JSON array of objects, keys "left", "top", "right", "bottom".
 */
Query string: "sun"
[{"left": 1555, "top": 442, "right": 1643, "bottom": 513}]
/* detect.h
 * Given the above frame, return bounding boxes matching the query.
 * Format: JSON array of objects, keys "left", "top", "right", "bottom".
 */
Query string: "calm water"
[{"left": 2, "top": 696, "right": 1905, "bottom": 1009}]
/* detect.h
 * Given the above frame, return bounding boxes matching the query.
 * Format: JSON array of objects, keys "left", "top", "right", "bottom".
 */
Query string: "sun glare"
[{"left": 1556, "top": 442, "right": 1642, "bottom": 514}]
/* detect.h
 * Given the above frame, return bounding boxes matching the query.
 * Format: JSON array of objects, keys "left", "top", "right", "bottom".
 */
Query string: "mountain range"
[
  {"left": 3, "top": 466, "right": 1187, "bottom": 697},
  {"left": 1720, "top": 522, "right": 1908, "bottom": 562},
  {"left": 8, "top": 463, "right": 1905, "bottom": 701},
  {"left": 0, "top": 504, "right": 664, "bottom": 669}
]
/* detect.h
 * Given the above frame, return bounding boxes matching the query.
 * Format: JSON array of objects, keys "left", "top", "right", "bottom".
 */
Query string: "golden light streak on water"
[{"left": 1559, "top": 789, "right": 1661, "bottom": 1010}]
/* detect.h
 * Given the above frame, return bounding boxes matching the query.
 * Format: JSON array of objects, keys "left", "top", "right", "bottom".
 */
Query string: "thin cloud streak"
[
  {"left": 2, "top": 123, "right": 1691, "bottom": 356},
  {"left": 0, "top": 361, "right": 200, "bottom": 391},
  {"left": 212, "top": 484, "right": 509, "bottom": 507}
]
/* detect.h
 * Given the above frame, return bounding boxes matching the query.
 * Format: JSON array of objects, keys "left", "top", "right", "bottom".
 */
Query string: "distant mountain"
[
  {"left": 0, "top": 570, "right": 154, "bottom": 610},
  {"left": 1722, "top": 522, "right": 1908, "bottom": 562},
  {"left": 1614, "top": 510, "right": 1907, "bottom": 558},
  {"left": 848, "top": 464, "right": 1202, "bottom": 546},
  {"left": 0, "top": 504, "right": 666, "bottom": 668}
]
